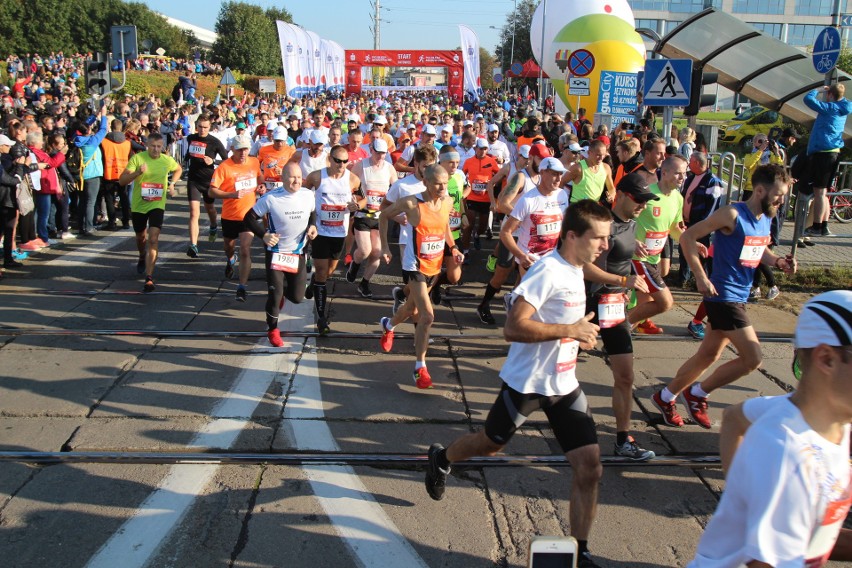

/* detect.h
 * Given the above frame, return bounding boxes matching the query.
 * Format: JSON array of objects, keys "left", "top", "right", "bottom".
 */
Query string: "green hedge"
[{"left": 115, "top": 70, "right": 284, "bottom": 103}]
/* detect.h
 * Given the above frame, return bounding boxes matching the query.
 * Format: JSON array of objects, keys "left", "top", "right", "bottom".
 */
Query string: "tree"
[
  {"left": 479, "top": 47, "right": 496, "bottom": 90},
  {"left": 494, "top": 0, "right": 538, "bottom": 71},
  {"left": 212, "top": 1, "right": 293, "bottom": 76}
]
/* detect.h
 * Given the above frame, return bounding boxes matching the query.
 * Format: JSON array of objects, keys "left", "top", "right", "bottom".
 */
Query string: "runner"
[
  {"left": 430, "top": 144, "right": 468, "bottom": 305},
  {"left": 582, "top": 173, "right": 656, "bottom": 460},
  {"left": 499, "top": 157, "right": 569, "bottom": 277},
  {"left": 346, "top": 138, "right": 395, "bottom": 298},
  {"left": 425, "top": 200, "right": 612, "bottom": 568},
  {"left": 689, "top": 290, "right": 852, "bottom": 566},
  {"left": 395, "top": 124, "right": 437, "bottom": 175},
  {"left": 462, "top": 138, "right": 500, "bottom": 257},
  {"left": 651, "top": 164, "right": 795, "bottom": 429},
  {"left": 303, "top": 144, "right": 364, "bottom": 334},
  {"left": 563, "top": 139, "right": 615, "bottom": 204},
  {"left": 243, "top": 162, "right": 316, "bottom": 347},
  {"left": 184, "top": 114, "right": 229, "bottom": 257},
  {"left": 207, "top": 135, "right": 264, "bottom": 302},
  {"left": 486, "top": 123, "right": 510, "bottom": 165},
  {"left": 628, "top": 155, "right": 687, "bottom": 335},
  {"left": 291, "top": 130, "right": 330, "bottom": 178},
  {"left": 118, "top": 132, "right": 182, "bottom": 292},
  {"left": 378, "top": 164, "right": 464, "bottom": 389}
]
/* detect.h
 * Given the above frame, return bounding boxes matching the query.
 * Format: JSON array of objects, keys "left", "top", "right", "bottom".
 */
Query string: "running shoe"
[
  {"left": 822, "top": 227, "right": 836, "bottom": 237},
  {"left": 305, "top": 281, "right": 314, "bottom": 299},
  {"left": 748, "top": 286, "right": 761, "bottom": 301},
  {"left": 477, "top": 305, "right": 496, "bottom": 325},
  {"left": 19, "top": 240, "right": 42, "bottom": 252},
  {"left": 766, "top": 286, "right": 780, "bottom": 301},
  {"left": 225, "top": 257, "right": 235, "bottom": 279},
  {"left": 186, "top": 244, "right": 199, "bottom": 258},
  {"left": 485, "top": 255, "right": 497, "bottom": 272},
  {"left": 682, "top": 388, "right": 712, "bottom": 429},
  {"left": 687, "top": 321, "right": 705, "bottom": 340},
  {"left": 143, "top": 277, "right": 155, "bottom": 293},
  {"left": 236, "top": 286, "right": 247, "bottom": 302},
  {"left": 636, "top": 319, "right": 664, "bottom": 334},
  {"left": 802, "top": 237, "right": 815, "bottom": 247},
  {"left": 578, "top": 551, "right": 602, "bottom": 568},
  {"left": 345, "top": 263, "right": 357, "bottom": 283},
  {"left": 392, "top": 286, "right": 405, "bottom": 314},
  {"left": 60, "top": 231, "right": 75, "bottom": 240},
  {"left": 136, "top": 257, "right": 145, "bottom": 275},
  {"left": 413, "top": 366, "right": 433, "bottom": 389},
  {"left": 803, "top": 226, "right": 822, "bottom": 237},
  {"left": 317, "top": 317, "right": 330, "bottom": 336},
  {"left": 430, "top": 285, "right": 442, "bottom": 306},
  {"left": 12, "top": 249, "right": 28, "bottom": 261},
  {"left": 614, "top": 436, "right": 655, "bottom": 461},
  {"left": 425, "top": 443, "right": 450, "bottom": 501},
  {"left": 380, "top": 317, "right": 394, "bottom": 352},
  {"left": 358, "top": 279, "right": 373, "bottom": 299},
  {"left": 267, "top": 328, "right": 284, "bottom": 347},
  {"left": 484, "top": 227, "right": 493, "bottom": 240},
  {"left": 208, "top": 226, "right": 218, "bottom": 242},
  {"left": 651, "top": 390, "right": 684, "bottom": 427}
]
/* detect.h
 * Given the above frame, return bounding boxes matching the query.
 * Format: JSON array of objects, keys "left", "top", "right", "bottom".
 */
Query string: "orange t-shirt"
[
  {"left": 258, "top": 144, "right": 295, "bottom": 183},
  {"left": 463, "top": 155, "right": 500, "bottom": 203},
  {"left": 211, "top": 157, "right": 261, "bottom": 221}
]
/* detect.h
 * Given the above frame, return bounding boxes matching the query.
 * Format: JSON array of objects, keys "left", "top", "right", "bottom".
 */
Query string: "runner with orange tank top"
[
  {"left": 462, "top": 138, "right": 499, "bottom": 261},
  {"left": 378, "top": 164, "right": 465, "bottom": 389}
]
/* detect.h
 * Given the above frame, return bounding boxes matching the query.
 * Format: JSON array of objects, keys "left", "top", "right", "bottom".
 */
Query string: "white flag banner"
[
  {"left": 458, "top": 25, "right": 482, "bottom": 100},
  {"left": 306, "top": 30, "right": 324, "bottom": 94},
  {"left": 320, "top": 39, "right": 333, "bottom": 93},
  {"left": 290, "top": 24, "right": 311, "bottom": 97},
  {"left": 330, "top": 40, "right": 345, "bottom": 91},
  {"left": 276, "top": 21, "right": 301, "bottom": 98}
]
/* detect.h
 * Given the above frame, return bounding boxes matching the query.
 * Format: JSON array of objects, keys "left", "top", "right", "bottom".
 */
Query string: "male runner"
[
  {"left": 257, "top": 126, "right": 296, "bottom": 194},
  {"left": 430, "top": 144, "right": 467, "bottom": 304},
  {"left": 291, "top": 130, "right": 330, "bottom": 178},
  {"left": 118, "top": 132, "right": 182, "bottom": 292},
  {"left": 651, "top": 164, "right": 795, "bottom": 428},
  {"left": 303, "top": 144, "right": 364, "bottom": 334},
  {"left": 629, "top": 155, "right": 687, "bottom": 334},
  {"left": 462, "top": 138, "right": 500, "bottom": 255},
  {"left": 184, "top": 114, "right": 229, "bottom": 257},
  {"left": 244, "top": 162, "right": 316, "bottom": 347},
  {"left": 346, "top": 138, "right": 395, "bottom": 298},
  {"left": 563, "top": 139, "right": 615, "bottom": 204},
  {"left": 582, "top": 174, "right": 655, "bottom": 460},
  {"left": 690, "top": 290, "right": 852, "bottom": 566},
  {"left": 208, "top": 135, "right": 264, "bottom": 302},
  {"left": 486, "top": 123, "right": 510, "bottom": 164},
  {"left": 378, "top": 164, "right": 464, "bottom": 389},
  {"left": 425, "top": 200, "right": 612, "bottom": 568}
]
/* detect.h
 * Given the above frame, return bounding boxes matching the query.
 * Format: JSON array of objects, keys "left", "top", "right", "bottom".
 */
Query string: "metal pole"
[
  {"left": 508, "top": 0, "right": 516, "bottom": 90},
  {"left": 538, "top": 0, "right": 547, "bottom": 102},
  {"left": 375, "top": 0, "right": 381, "bottom": 50},
  {"left": 663, "top": 105, "right": 673, "bottom": 143}
]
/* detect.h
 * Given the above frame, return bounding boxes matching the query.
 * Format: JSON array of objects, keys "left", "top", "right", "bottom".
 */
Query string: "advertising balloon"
[{"left": 531, "top": 0, "right": 645, "bottom": 128}]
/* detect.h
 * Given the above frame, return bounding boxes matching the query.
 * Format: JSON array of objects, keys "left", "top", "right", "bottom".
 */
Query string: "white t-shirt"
[
  {"left": 457, "top": 145, "right": 476, "bottom": 169},
  {"left": 488, "top": 139, "right": 511, "bottom": 164},
  {"left": 252, "top": 187, "right": 315, "bottom": 253},
  {"left": 385, "top": 175, "right": 426, "bottom": 244},
  {"left": 510, "top": 187, "right": 569, "bottom": 258},
  {"left": 690, "top": 396, "right": 852, "bottom": 568},
  {"left": 500, "top": 252, "right": 587, "bottom": 396}
]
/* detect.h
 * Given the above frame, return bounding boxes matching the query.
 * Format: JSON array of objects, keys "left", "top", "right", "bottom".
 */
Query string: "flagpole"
[{"left": 538, "top": 0, "right": 547, "bottom": 102}]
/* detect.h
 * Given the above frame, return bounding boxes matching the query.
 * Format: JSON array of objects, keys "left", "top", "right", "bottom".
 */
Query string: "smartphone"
[{"left": 528, "top": 536, "right": 578, "bottom": 568}]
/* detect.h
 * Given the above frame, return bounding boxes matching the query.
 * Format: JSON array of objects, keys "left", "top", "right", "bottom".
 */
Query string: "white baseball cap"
[
  {"left": 463, "top": 120, "right": 473, "bottom": 127},
  {"left": 231, "top": 135, "right": 252, "bottom": 150},
  {"left": 272, "top": 126, "right": 288, "bottom": 141},
  {"left": 567, "top": 142, "right": 583, "bottom": 153},
  {"left": 422, "top": 124, "right": 437, "bottom": 136},
  {"left": 372, "top": 138, "right": 389, "bottom": 153},
  {"left": 539, "top": 157, "right": 568, "bottom": 173},
  {"left": 373, "top": 115, "right": 387, "bottom": 125},
  {"left": 795, "top": 290, "right": 852, "bottom": 349},
  {"left": 309, "top": 130, "right": 328, "bottom": 145},
  {"left": 475, "top": 138, "right": 489, "bottom": 149},
  {"left": 441, "top": 125, "right": 453, "bottom": 133},
  {"left": 517, "top": 145, "right": 531, "bottom": 158},
  {"left": 487, "top": 124, "right": 499, "bottom": 132},
  {"left": 0, "top": 134, "right": 14, "bottom": 146}
]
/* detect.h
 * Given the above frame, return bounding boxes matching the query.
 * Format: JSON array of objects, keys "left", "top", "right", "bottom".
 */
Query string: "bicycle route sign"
[{"left": 813, "top": 27, "right": 841, "bottom": 74}]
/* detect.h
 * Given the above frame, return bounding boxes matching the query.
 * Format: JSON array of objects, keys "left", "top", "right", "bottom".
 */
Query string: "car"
[{"left": 718, "top": 106, "right": 784, "bottom": 150}]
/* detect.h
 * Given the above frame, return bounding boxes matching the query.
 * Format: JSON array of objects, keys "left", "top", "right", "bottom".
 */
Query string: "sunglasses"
[{"left": 331, "top": 156, "right": 349, "bottom": 164}]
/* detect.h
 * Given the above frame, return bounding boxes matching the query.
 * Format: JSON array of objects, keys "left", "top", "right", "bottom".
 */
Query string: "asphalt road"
[{"left": 0, "top": 192, "right": 846, "bottom": 567}]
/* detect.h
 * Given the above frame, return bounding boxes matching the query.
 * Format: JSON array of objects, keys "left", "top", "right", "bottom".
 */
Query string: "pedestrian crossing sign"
[{"left": 642, "top": 59, "right": 692, "bottom": 106}]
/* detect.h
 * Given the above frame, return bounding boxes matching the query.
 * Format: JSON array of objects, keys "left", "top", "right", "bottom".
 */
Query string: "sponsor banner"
[
  {"left": 458, "top": 25, "right": 483, "bottom": 99},
  {"left": 346, "top": 50, "right": 462, "bottom": 67}
]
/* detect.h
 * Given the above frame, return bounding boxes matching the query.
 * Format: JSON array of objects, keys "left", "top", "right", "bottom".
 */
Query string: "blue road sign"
[
  {"left": 494, "top": 73, "right": 503, "bottom": 84},
  {"left": 510, "top": 62, "right": 523, "bottom": 75},
  {"left": 841, "top": 14, "right": 852, "bottom": 27},
  {"left": 643, "top": 59, "right": 692, "bottom": 106},
  {"left": 568, "top": 49, "right": 595, "bottom": 77},
  {"left": 813, "top": 27, "right": 841, "bottom": 73}
]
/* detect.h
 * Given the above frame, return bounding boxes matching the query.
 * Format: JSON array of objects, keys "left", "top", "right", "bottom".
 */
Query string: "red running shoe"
[
  {"left": 380, "top": 317, "right": 394, "bottom": 352},
  {"left": 636, "top": 319, "right": 665, "bottom": 334},
  {"left": 267, "top": 328, "right": 284, "bottom": 347},
  {"left": 414, "top": 367, "right": 433, "bottom": 389},
  {"left": 651, "top": 390, "right": 684, "bottom": 427},
  {"left": 682, "top": 388, "right": 712, "bottom": 429}
]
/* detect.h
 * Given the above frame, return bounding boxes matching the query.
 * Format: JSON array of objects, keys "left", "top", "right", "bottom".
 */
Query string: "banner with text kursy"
[{"left": 596, "top": 71, "right": 638, "bottom": 129}]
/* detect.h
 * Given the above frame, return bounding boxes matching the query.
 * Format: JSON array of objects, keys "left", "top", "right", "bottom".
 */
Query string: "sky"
[{"left": 144, "top": 0, "right": 512, "bottom": 62}]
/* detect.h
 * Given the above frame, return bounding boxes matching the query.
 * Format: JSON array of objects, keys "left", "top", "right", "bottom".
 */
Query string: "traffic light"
[
  {"left": 684, "top": 67, "right": 718, "bottom": 116},
  {"left": 84, "top": 52, "right": 111, "bottom": 96}
]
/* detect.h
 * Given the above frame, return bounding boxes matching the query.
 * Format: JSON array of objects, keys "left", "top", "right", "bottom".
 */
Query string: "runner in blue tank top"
[{"left": 650, "top": 164, "right": 797, "bottom": 429}]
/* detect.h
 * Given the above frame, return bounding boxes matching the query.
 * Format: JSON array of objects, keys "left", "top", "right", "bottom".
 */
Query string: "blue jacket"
[
  {"left": 75, "top": 116, "right": 108, "bottom": 180},
  {"left": 803, "top": 89, "right": 852, "bottom": 154}
]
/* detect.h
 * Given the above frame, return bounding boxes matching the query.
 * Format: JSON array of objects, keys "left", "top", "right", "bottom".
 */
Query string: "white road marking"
[{"left": 285, "top": 301, "right": 428, "bottom": 567}]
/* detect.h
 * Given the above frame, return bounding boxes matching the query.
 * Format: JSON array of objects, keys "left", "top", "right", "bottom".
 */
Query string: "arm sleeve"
[{"left": 243, "top": 207, "right": 267, "bottom": 239}]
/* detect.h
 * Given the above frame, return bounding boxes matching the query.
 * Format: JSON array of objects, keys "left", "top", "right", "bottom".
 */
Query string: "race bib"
[
  {"left": 556, "top": 338, "right": 579, "bottom": 374},
  {"left": 264, "top": 181, "right": 283, "bottom": 190},
  {"left": 739, "top": 235, "right": 771, "bottom": 268},
  {"left": 320, "top": 203, "right": 347, "bottom": 226},
  {"left": 234, "top": 175, "right": 257, "bottom": 197},
  {"left": 529, "top": 212, "right": 561, "bottom": 254},
  {"left": 140, "top": 182, "right": 164, "bottom": 201},
  {"left": 534, "top": 214, "right": 561, "bottom": 237},
  {"left": 188, "top": 141, "right": 207, "bottom": 159},
  {"left": 366, "top": 189, "right": 385, "bottom": 211},
  {"left": 598, "top": 293, "right": 626, "bottom": 329},
  {"left": 644, "top": 230, "right": 669, "bottom": 256},
  {"left": 270, "top": 252, "right": 300, "bottom": 273},
  {"left": 449, "top": 210, "right": 462, "bottom": 230},
  {"left": 418, "top": 234, "right": 444, "bottom": 260},
  {"left": 472, "top": 182, "right": 487, "bottom": 194}
]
